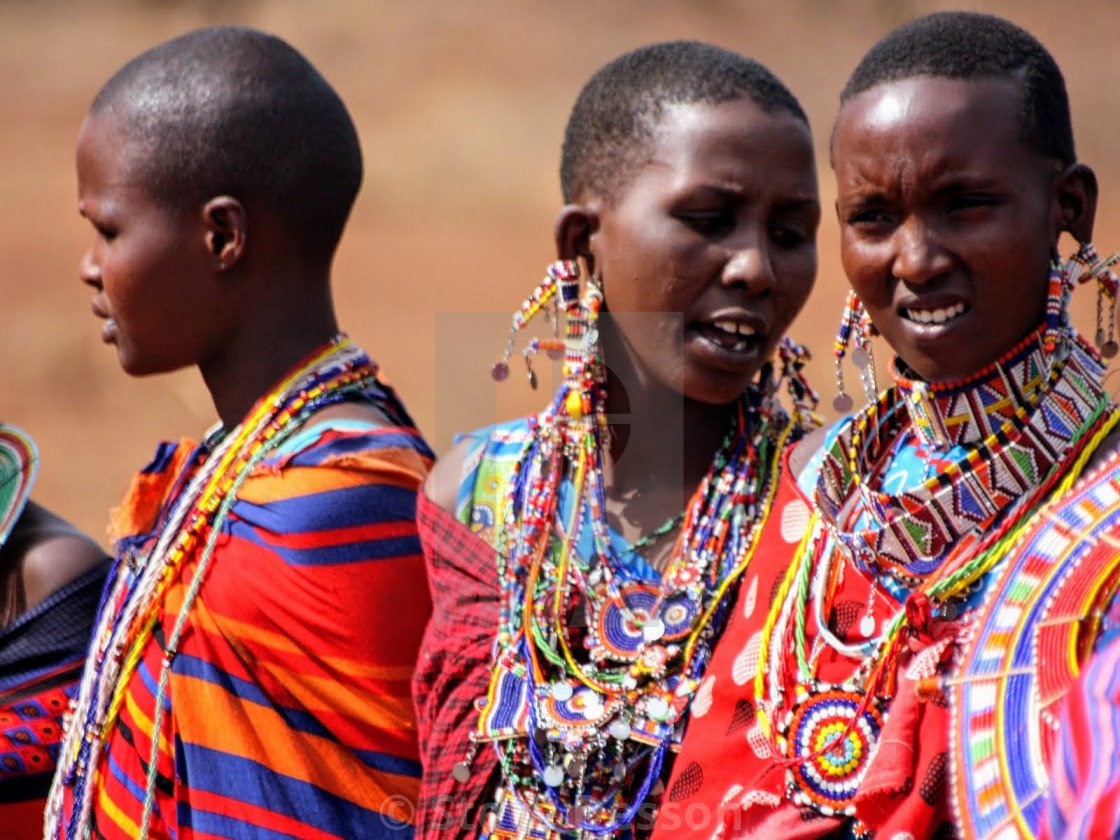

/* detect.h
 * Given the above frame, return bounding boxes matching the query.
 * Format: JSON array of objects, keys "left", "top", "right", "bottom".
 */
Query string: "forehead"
[
  {"left": 831, "top": 76, "right": 1044, "bottom": 183},
  {"left": 628, "top": 98, "right": 817, "bottom": 197},
  {"left": 76, "top": 112, "right": 154, "bottom": 194}
]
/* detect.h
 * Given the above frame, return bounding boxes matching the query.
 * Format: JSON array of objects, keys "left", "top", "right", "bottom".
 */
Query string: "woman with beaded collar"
[
  {"left": 413, "top": 41, "right": 822, "bottom": 839},
  {"left": 649, "top": 12, "right": 1120, "bottom": 840}
]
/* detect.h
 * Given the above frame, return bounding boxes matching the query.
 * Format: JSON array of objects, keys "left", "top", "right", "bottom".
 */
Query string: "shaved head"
[{"left": 90, "top": 26, "right": 363, "bottom": 261}]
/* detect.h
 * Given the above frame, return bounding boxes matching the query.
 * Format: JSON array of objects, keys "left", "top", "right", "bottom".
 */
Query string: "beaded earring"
[
  {"left": 832, "top": 290, "right": 879, "bottom": 413},
  {"left": 1068, "top": 242, "right": 1119, "bottom": 359},
  {"left": 1042, "top": 241, "right": 1120, "bottom": 359},
  {"left": 491, "top": 259, "right": 607, "bottom": 416},
  {"left": 769, "top": 336, "right": 821, "bottom": 430}
]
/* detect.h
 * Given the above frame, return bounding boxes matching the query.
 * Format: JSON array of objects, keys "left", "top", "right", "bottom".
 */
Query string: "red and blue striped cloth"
[{"left": 71, "top": 384, "right": 432, "bottom": 840}]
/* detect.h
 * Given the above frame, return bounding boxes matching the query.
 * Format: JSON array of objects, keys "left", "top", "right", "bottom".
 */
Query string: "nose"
[
  {"left": 891, "top": 216, "right": 952, "bottom": 285},
  {"left": 721, "top": 234, "right": 775, "bottom": 294},
  {"left": 80, "top": 248, "right": 101, "bottom": 289}
]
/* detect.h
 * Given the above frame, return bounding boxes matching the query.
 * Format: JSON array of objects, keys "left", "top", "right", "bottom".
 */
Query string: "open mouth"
[
  {"left": 693, "top": 319, "right": 761, "bottom": 353},
  {"left": 901, "top": 301, "right": 969, "bottom": 326}
]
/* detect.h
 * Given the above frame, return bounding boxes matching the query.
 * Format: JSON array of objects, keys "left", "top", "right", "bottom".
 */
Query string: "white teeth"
[
  {"left": 905, "top": 302, "right": 966, "bottom": 325},
  {"left": 712, "top": 320, "right": 757, "bottom": 337}
]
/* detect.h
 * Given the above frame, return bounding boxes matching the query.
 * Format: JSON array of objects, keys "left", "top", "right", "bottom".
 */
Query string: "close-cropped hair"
[
  {"left": 840, "top": 11, "right": 1075, "bottom": 166},
  {"left": 91, "top": 26, "right": 363, "bottom": 260},
  {"left": 560, "top": 40, "right": 808, "bottom": 205}
]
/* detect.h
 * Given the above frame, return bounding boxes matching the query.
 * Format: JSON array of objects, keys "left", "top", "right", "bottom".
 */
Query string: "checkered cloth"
[{"left": 413, "top": 492, "right": 501, "bottom": 839}]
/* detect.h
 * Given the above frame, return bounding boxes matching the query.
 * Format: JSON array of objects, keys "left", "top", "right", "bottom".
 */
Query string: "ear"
[
  {"left": 1056, "top": 162, "right": 1099, "bottom": 245},
  {"left": 553, "top": 204, "right": 600, "bottom": 277},
  {"left": 202, "top": 196, "right": 247, "bottom": 272}
]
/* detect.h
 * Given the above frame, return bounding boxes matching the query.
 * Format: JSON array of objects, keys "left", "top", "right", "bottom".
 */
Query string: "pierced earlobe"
[{"left": 202, "top": 196, "right": 247, "bottom": 272}]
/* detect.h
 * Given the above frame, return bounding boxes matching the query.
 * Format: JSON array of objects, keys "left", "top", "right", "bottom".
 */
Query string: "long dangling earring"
[
  {"left": 1042, "top": 254, "right": 1068, "bottom": 356},
  {"left": 773, "top": 337, "right": 821, "bottom": 430},
  {"left": 1069, "top": 241, "right": 1120, "bottom": 359},
  {"left": 491, "top": 259, "right": 580, "bottom": 385},
  {"left": 562, "top": 269, "right": 605, "bottom": 421},
  {"left": 833, "top": 290, "right": 878, "bottom": 412}
]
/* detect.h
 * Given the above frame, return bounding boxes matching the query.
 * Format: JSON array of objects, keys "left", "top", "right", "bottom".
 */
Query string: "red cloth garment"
[
  {"left": 649, "top": 463, "right": 960, "bottom": 840},
  {"left": 51, "top": 373, "right": 435, "bottom": 840},
  {"left": 412, "top": 492, "right": 501, "bottom": 839}
]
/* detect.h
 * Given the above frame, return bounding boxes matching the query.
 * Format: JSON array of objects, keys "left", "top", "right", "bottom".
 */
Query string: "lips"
[
  {"left": 688, "top": 310, "right": 768, "bottom": 361},
  {"left": 696, "top": 319, "right": 758, "bottom": 352},
  {"left": 901, "top": 300, "right": 969, "bottom": 326}
]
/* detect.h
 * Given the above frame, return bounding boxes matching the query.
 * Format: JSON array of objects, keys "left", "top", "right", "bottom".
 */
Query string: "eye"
[
  {"left": 842, "top": 205, "right": 898, "bottom": 234},
  {"left": 946, "top": 193, "right": 1000, "bottom": 214},
  {"left": 675, "top": 210, "right": 735, "bottom": 238},
  {"left": 770, "top": 223, "right": 811, "bottom": 250},
  {"left": 91, "top": 221, "right": 118, "bottom": 242}
]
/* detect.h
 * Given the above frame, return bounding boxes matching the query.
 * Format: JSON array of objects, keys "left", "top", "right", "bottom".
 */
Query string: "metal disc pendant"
[
  {"left": 582, "top": 694, "right": 604, "bottom": 719},
  {"left": 551, "top": 682, "right": 574, "bottom": 701},
  {"left": 859, "top": 613, "right": 876, "bottom": 638},
  {"left": 1104, "top": 340, "right": 1119, "bottom": 359},
  {"left": 642, "top": 618, "right": 665, "bottom": 642},
  {"left": 647, "top": 696, "right": 670, "bottom": 721},
  {"left": 833, "top": 393, "right": 854, "bottom": 413},
  {"left": 452, "top": 762, "right": 472, "bottom": 783},
  {"left": 528, "top": 369, "right": 539, "bottom": 390},
  {"left": 565, "top": 756, "right": 586, "bottom": 778},
  {"left": 609, "top": 719, "right": 632, "bottom": 741},
  {"left": 543, "top": 765, "right": 565, "bottom": 788},
  {"left": 490, "top": 361, "right": 509, "bottom": 382},
  {"left": 568, "top": 804, "right": 586, "bottom": 825},
  {"left": 851, "top": 348, "right": 871, "bottom": 370}
]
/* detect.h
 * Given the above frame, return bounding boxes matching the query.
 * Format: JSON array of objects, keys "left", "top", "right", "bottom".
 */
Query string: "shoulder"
[
  {"left": 787, "top": 425, "right": 830, "bottom": 482},
  {"left": 4, "top": 502, "right": 109, "bottom": 610},
  {"left": 425, "top": 437, "right": 478, "bottom": 514},
  {"left": 423, "top": 419, "right": 532, "bottom": 515}
]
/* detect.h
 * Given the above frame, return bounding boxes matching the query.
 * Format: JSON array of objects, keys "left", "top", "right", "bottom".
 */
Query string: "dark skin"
[
  {"left": 76, "top": 110, "right": 389, "bottom": 433},
  {"left": 791, "top": 75, "right": 1118, "bottom": 478},
  {"left": 427, "top": 99, "right": 820, "bottom": 570},
  {"left": 0, "top": 502, "right": 106, "bottom": 622}
]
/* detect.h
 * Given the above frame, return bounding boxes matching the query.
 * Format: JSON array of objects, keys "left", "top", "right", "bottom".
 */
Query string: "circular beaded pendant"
[{"left": 783, "top": 689, "right": 885, "bottom": 816}]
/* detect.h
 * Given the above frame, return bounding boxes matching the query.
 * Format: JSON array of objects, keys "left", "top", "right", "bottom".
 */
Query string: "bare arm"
[{"left": 2, "top": 502, "right": 108, "bottom": 612}]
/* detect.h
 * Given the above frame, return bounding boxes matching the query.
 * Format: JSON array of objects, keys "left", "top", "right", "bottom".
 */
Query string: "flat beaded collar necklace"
[
  {"left": 46, "top": 335, "right": 377, "bottom": 840},
  {"left": 815, "top": 328, "right": 1109, "bottom": 584},
  {"left": 470, "top": 279, "right": 797, "bottom": 837}
]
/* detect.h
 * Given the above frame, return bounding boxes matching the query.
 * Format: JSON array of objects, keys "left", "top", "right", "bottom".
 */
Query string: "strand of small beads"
[{"left": 46, "top": 336, "right": 375, "bottom": 840}]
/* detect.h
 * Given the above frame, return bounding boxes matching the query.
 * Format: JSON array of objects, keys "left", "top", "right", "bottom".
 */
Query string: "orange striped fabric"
[{"left": 67, "top": 401, "right": 432, "bottom": 840}]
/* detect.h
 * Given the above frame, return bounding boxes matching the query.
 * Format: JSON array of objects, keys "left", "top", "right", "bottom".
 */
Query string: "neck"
[
  {"left": 201, "top": 279, "right": 341, "bottom": 429},
  {"left": 598, "top": 326, "right": 739, "bottom": 519}
]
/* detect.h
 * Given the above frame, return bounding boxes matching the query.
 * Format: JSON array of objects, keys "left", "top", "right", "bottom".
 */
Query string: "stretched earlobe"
[
  {"left": 553, "top": 204, "right": 600, "bottom": 279},
  {"left": 202, "top": 196, "right": 247, "bottom": 272},
  {"left": 1057, "top": 162, "right": 1099, "bottom": 245}
]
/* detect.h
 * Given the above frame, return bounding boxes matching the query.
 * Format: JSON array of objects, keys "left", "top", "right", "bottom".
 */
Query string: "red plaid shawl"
[{"left": 413, "top": 492, "right": 501, "bottom": 839}]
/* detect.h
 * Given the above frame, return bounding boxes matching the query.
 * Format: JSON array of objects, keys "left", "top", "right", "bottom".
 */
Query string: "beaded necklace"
[
  {"left": 45, "top": 335, "right": 378, "bottom": 840},
  {"left": 753, "top": 328, "right": 1117, "bottom": 823},
  {"left": 816, "top": 330, "right": 1107, "bottom": 583},
  {"left": 469, "top": 280, "right": 798, "bottom": 838}
]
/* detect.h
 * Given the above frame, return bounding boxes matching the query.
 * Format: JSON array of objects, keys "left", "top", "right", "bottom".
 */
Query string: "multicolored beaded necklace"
[
  {"left": 816, "top": 330, "right": 1108, "bottom": 583},
  {"left": 45, "top": 335, "right": 378, "bottom": 840},
  {"left": 470, "top": 271, "right": 800, "bottom": 838},
  {"left": 753, "top": 327, "right": 1117, "bottom": 824}
]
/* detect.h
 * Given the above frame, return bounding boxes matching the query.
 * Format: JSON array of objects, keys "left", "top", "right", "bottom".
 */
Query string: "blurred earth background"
[{"left": 3, "top": 0, "right": 1118, "bottom": 544}]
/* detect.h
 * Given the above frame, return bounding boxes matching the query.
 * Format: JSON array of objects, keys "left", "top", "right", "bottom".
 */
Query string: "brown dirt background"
[{"left": 2, "top": 0, "right": 1119, "bottom": 545}]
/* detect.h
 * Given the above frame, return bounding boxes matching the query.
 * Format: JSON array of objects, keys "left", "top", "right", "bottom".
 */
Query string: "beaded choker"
[
  {"left": 815, "top": 328, "right": 1108, "bottom": 582},
  {"left": 46, "top": 336, "right": 378, "bottom": 840}
]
